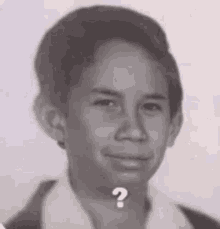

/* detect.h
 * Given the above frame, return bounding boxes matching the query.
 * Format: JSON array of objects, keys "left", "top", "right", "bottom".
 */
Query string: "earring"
[{"left": 57, "top": 141, "right": 65, "bottom": 149}]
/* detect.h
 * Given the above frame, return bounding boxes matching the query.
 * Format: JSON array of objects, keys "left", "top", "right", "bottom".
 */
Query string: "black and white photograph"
[{"left": 0, "top": 0, "right": 220, "bottom": 228}]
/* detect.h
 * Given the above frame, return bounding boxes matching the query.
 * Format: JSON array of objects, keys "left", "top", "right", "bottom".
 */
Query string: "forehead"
[{"left": 82, "top": 40, "right": 168, "bottom": 96}]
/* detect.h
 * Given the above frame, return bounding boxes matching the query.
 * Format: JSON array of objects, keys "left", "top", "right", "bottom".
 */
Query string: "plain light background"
[{"left": 0, "top": 0, "right": 220, "bottom": 223}]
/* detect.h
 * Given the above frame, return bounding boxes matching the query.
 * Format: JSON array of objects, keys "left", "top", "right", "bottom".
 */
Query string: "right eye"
[{"left": 93, "top": 99, "right": 116, "bottom": 107}]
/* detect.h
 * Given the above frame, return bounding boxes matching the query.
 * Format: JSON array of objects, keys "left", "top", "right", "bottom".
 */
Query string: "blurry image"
[{"left": 1, "top": 1, "right": 220, "bottom": 229}]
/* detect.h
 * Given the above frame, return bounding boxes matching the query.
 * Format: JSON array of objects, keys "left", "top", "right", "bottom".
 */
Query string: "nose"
[{"left": 115, "top": 115, "right": 147, "bottom": 143}]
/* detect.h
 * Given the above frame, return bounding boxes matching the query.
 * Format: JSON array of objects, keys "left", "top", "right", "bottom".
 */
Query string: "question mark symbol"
[{"left": 112, "top": 187, "right": 128, "bottom": 208}]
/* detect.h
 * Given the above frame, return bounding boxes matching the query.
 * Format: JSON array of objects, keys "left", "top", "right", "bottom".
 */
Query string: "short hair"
[{"left": 34, "top": 5, "right": 183, "bottom": 120}]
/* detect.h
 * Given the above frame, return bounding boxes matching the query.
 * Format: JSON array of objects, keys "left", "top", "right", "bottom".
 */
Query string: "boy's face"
[{"left": 64, "top": 41, "right": 180, "bottom": 199}]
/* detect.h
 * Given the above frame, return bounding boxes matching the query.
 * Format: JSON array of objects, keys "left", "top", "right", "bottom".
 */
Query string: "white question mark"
[{"left": 112, "top": 187, "right": 128, "bottom": 208}]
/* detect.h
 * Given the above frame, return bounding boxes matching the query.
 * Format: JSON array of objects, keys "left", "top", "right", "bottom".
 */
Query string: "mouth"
[
  {"left": 104, "top": 153, "right": 150, "bottom": 172},
  {"left": 105, "top": 153, "right": 149, "bottom": 161}
]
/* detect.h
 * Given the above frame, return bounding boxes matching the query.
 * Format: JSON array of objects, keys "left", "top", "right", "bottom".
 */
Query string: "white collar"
[{"left": 42, "top": 172, "right": 193, "bottom": 229}]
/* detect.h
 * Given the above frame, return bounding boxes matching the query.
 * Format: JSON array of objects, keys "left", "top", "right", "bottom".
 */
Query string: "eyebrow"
[{"left": 91, "top": 87, "right": 168, "bottom": 100}]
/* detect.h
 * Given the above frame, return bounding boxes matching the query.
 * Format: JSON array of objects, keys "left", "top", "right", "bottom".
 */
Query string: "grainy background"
[{"left": 0, "top": 0, "right": 220, "bottom": 223}]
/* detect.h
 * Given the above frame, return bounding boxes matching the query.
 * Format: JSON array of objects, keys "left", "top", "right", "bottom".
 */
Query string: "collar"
[{"left": 42, "top": 172, "right": 193, "bottom": 229}]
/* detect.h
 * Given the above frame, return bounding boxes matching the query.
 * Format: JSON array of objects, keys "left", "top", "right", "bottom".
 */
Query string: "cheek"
[
  {"left": 83, "top": 109, "right": 116, "bottom": 144},
  {"left": 146, "top": 117, "right": 169, "bottom": 148},
  {"left": 146, "top": 118, "right": 169, "bottom": 169},
  {"left": 94, "top": 126, "right": 115, "bottom": 138}
]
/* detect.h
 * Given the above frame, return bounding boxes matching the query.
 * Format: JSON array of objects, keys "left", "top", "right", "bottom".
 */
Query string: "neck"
[
  {"left": 80, "top": 188, "right": 150, "bottom": 211},
  {"left": 67, "top": 168, "right": 151, "bottom": 227},
  {"left": 81, "top": 193, "right": 151, "bottom": 229},
  {"left": 74, "top": 183, "right": 151, "bottom": 228}
]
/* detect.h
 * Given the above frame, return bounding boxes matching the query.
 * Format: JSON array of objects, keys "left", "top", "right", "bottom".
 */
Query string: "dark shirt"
[{"left": 178, "top": 204, "right": 220, "bottom": 229}]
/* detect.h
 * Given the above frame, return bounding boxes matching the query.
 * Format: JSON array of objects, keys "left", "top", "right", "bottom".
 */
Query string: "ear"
[
  {"left": 33, "top": 94, "right": 66, "bottom": 142},
  {"left": 167, "top": 110, "right": 183, "bottom": 148}
]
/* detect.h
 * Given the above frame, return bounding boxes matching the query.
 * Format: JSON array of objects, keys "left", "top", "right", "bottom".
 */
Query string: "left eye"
[{"left": 142, "top": 103, "right": 161, "bottom": 111}]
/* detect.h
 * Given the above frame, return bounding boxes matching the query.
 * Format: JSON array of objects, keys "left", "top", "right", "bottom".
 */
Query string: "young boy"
[{"left": 2, "top": 5, "right": 220, "bottom": 229}]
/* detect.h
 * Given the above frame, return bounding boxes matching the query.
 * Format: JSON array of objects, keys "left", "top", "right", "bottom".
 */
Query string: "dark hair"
[{"left": 34, "top": 5, "right": 183, "bottom": 120}]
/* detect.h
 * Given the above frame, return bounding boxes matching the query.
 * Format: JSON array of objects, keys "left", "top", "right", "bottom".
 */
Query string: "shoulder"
[
  {"left": 3, "top": 180, "right": 57, "bottom": 229},
  {"left": 177, "top": 204, "right": 220, "bottom": 229}
]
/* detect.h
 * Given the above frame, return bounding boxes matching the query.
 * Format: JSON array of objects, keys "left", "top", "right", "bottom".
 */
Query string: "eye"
[
  {"left": 141, "top": 103, "right": 162, "bottom": 112},
  {"left": 93, "top": 99, "right": 117, "bottom": 108}
]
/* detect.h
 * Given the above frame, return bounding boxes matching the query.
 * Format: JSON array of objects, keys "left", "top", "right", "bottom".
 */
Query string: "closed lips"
[{"left": 105, "top": 154, "right": 149, "bottom": 161}]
